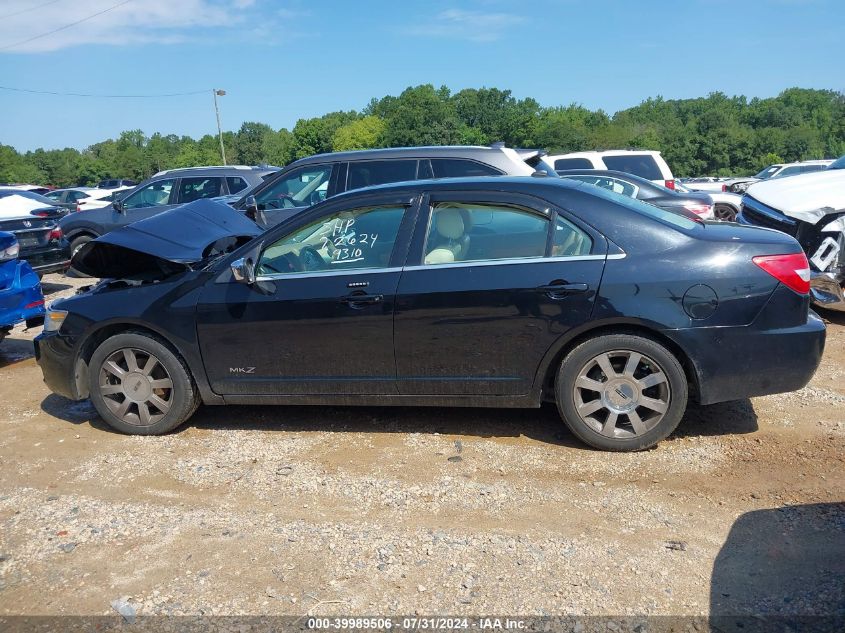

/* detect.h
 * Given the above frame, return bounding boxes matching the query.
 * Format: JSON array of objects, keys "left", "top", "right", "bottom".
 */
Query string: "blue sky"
[{"left": 0, "top": 0, "right": 842, "bottom": 151}]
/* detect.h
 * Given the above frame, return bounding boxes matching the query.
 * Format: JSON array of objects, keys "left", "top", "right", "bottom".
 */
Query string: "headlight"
[
  {"left": 43, "top": 308, "right": 68, "bottom": 333},
  {"left": 0, "top": 240, "right": 19, "bottom": 262}
]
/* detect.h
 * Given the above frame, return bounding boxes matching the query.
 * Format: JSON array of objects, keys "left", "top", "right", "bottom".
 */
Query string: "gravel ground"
[{"left": 0, "top": 274, "right": 843, "bottom": 624}]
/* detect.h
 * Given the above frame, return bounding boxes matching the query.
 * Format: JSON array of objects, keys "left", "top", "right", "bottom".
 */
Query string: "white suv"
[{"left": 544, "top": 150, "right": 676, "bottom": 189}]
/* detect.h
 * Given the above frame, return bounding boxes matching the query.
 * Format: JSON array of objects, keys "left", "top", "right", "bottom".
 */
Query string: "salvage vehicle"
[
  {"left": 35, "top": 178, "right": 825, "bottom": 452},
  {"left": 738, "top": 169, "right": 845, "bottom": 311},
  {"left": 725, "top": 160, "right": 833, "bottom": 194},
  {"left": 0, "top": 190, "right": 70, "bottom": 275},
  {"left": 0, "top": 232, "right": 45, "bottom": 345},
  {"left": 673, "top": 181, "right": 743, "bottom": 221},
  {"left": 556, "top": 169, "right": 715, "bottom": 220},
  {"left": 60, "top": 165, "right": 279, "bottom": 260}
]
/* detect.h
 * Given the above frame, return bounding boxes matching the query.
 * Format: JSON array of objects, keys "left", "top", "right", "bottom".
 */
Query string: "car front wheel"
[
  {"left": 555, "top": 333, "right": 688, "bottom": 451},
  {"left": 88, "top": 332, "right": 200, "bottom": 435}
]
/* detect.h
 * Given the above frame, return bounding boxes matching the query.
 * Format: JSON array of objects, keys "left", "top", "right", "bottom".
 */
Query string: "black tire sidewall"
[
  {"left": 67, "top": 236, "right": 94, "bottom": 278},
  {"left": 88, "top": 332, "right": 197, "bottom": 435},
  {"left": 556, "top": 334, "right": 688, "bottom": 451}
]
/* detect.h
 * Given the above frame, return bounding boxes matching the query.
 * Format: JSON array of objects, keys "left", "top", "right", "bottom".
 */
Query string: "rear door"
[{"left": 394, "top": 191, "right": 607, "bottom": 397}]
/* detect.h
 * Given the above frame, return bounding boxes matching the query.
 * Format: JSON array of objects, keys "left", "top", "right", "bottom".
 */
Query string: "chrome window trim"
[
  {"left": 254, "top": 253, "right": 626, "bottom": 281},
  {"left": 256, "top": 267, "right": 404, "bottom": 282}
]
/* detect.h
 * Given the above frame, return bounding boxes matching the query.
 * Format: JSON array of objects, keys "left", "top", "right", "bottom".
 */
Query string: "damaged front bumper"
[{"left": 810, "top": 271, "right": 845, "bottom": 312}]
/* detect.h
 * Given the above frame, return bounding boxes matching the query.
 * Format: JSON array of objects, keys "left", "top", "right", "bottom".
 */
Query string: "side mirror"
[
  {"left": 231, "top": 256, "right": 256, "bottom": 285},
  {"left": 113, "top": 198, "right": 125, "bottom": 212},
  {"left": 244, "top": 194, "right": 259, "bottom": 220}
]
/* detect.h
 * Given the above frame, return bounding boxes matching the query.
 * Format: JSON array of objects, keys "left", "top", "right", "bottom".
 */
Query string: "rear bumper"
[
  {"left": 810, "top": 271, "right": 845, "bottom": 312},
  {"left": 21, "top": 242, "right": 71, "bottom": 275},
  {"left": 0, "top": 260, "right": 45, "bottom": 330},
  {"left": 667, "top": 311, "right": 826, "bottom": 405}
]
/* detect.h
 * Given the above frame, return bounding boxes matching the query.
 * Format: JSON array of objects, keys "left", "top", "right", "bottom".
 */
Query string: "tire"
[
  {"left": 88, "top": 331, "right": 200, "bottom": 435},
  {"left": 555, "top": 333, "right": 688, "bottom": 451},
  {"left": 67, "top": 235, "right": 94, "bottom": 278},
  {"left": 714, "top": 204, "right": 737, "bottom": 222}
]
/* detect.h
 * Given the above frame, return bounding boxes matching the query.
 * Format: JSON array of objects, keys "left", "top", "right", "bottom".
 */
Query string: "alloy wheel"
[
  {"left": 98, "top": 348, "right": 174, "bottom": 426},
  {"left": 572, "top": 349, "right": 670, "bottom": 439}
]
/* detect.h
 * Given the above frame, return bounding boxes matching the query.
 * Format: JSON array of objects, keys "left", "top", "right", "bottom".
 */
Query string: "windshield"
[
  {"left": 753, "top": 165, "right": 781, "bottom": 179},
  {"left": 827, "top": 155, "right": 845, "bottom": 170}
]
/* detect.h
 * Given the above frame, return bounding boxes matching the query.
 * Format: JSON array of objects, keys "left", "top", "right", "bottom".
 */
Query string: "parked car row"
[{"left": 0, "top": 189, "right": 70, "bottom": 275}]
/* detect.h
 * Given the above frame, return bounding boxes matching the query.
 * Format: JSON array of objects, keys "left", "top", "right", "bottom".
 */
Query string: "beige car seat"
[{"left": 425, "top": 208, "right": 471, "bottom": 264}]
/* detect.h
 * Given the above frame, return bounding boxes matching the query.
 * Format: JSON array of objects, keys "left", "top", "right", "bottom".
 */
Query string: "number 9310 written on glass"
[{"left": 319, "top": 217, "right": 378, "bottom": 264}]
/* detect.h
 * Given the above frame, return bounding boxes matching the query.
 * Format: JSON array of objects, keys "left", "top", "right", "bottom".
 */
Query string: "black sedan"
[
  {"left": 0, "top": 189, "right": 70, "bottom": 275},
  {"left": 556, "top": 169, "right": 715, "bottom": 220},
  {"left": 35, "top": 177, "right": 824, "bottom": 451}
]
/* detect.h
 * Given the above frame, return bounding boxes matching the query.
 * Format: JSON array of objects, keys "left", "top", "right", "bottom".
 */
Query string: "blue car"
[{"left": 0, "top": 231, "right": 45, "bottom": 344}]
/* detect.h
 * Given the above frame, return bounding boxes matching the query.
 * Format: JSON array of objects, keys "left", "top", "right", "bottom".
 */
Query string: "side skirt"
[{"left": 218, "top": 393, "right": 541, "bottom": 408}]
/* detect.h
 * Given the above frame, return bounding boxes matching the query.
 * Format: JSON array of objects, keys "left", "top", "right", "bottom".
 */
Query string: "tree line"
[{"left": 2, "top": 86, "right": 843, "bottom": 188}]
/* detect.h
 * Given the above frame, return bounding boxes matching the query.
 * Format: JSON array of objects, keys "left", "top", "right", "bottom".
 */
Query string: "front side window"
[
  {"left": 255, "top": 165, "right": 332, "bottom": 211},
  {"left": 347, "top": 160, "right": 417, "bottom": 190},
  {"left": 258, "top": 206, "right": 405, "bottom": 275},
  {"left": 424, "top": 203, "right": 549, "bottom": 265},
  {"left": 43, "top": 191, "right": 63, "bottom": 201},
  {"left": 67, "top": 191, "right": 89, "bottom": 202},
  {"left": 121, "top": 179, "right": 175, "bottom": 209},
  {"left": 430, "top": 159, "right": 501, "bottom": 178},
  {"left": 179, "top": 177, "right": 222, "bottom": 202}
]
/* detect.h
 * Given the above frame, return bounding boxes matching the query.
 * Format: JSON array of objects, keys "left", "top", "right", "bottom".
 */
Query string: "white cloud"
[
  {"left": 407, "top": 8, "right": 526, "bottom": 43},
  {"left": 0, "top": 0, "right": 259, "bottom": 53}
]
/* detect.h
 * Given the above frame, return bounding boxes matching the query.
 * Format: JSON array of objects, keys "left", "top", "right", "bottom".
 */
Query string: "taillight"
[
  {"left": 49, "top": 227, "right": 63, "bottom": 241},
  {"left": 32, "top": 211, "right": 50, "bottom": 217},
  {"left": 683, "top": 203, "right": 713, "bottom": 218},
  {"left": 752, "top": 253, "right": 811, "bottom": 295},
  {"left": 665, "top": 179, "right": 675, "bottom": 190},
  {"left": 75, "top": 203, "right": 81, "bottom": 212}
]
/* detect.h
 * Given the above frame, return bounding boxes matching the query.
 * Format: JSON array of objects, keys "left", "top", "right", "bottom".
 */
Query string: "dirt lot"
[{"left": 0, "top": 274, "right": 843, "bottom": 622}]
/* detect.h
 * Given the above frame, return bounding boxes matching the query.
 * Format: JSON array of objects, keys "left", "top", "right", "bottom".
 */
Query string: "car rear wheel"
[
  {"left": 88, "top": 332, "right": 200, "bottom": 435},
  {"left": 555, "top": 334, "right": 688, "bottom": 451},
  {"left": 714, "top": 204, "right": 737, "bottom": 222},
  {"left": 67, "top": 235, "right": 94, "bottom": 277}
]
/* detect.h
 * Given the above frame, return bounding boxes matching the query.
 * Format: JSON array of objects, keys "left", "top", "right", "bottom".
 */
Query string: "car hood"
[
  {"left": 72, "top": 198, "right": 261, "bottom": 279},
  {"left": 745, "top": 170, "right": 845, "bottom": 222}
]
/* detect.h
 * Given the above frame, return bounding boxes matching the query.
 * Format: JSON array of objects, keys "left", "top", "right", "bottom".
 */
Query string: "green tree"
[{"left": 332, "top": 116, "right": 386, "bottom": 151}]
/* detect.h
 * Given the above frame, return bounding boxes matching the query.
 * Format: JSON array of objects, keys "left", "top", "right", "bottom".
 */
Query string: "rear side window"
[
  {"left": 554, "top": 158, "right": 593, "bottom": 170},
  {"left": 602, "top": 155, "right": 663, "bottom": 180},
  {"left": 424, "top": 202, "right": 549, "bottom": 265},
  {"left": 348, "top": 160, "right": 417, "bottom": 190},
  {"left": 180, "top": 177, "right": 222, "bottom": 202},
  {"left": 584, "top": 185, "right": 699, "bottom": 230},
  {"left": 430, "top": 159, "right": 501, "bottom": 178},
  {"left": 227, "top": 176, "right": 249, "bottom": 194}
]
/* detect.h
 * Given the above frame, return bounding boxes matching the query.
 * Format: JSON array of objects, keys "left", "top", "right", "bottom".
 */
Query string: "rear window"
[
  {"left": 581, "top": 183, "right": 699, "bottom": 230},
  {"left": 554, "top": 158, "right": 593, "bottom": 170},
  {"left": 430, "top": 159, "right": 501, "bottom": 178},
  {"left": 227, "top": 176, "right": 249, "bottom": 194},
  {"left": 601, "top": 155, "right": 663, "bottom": 180},
  {"left": 348, "top": 160, "right": 417, "bottom": 190}
]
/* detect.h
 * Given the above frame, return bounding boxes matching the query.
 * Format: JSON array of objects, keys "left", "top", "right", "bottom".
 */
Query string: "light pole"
[{"left": 213, "top": 88, "right": 227, "bottom": 165}]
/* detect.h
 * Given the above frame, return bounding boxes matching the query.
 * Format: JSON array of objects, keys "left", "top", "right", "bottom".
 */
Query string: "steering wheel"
[{"left": 298, "top": 246, "right": 329, "bottom": 271}]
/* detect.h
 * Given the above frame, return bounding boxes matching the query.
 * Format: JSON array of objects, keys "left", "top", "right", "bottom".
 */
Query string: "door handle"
[
  {"left": 340, "top": 293, "right": 383, "bottom": 307},
  {"left": 536, "top": 282, "right": 589, "bottom": 298}
]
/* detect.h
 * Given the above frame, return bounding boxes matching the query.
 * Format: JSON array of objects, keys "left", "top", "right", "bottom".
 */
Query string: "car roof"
[
  {"left": 289, "top": 146, "right": 515, "bottom": 166},
  {"left": 549, "top": 149, "right": 663, "bottom": 158},
  {"left": 555, "top": 168, "right": 662, "bottom": 185},
  {"left": 331, "top": 175, "right": 583, "bottom": 200},
  {"left": 152, "top": 165, "right": 280, "bottom": 177}
]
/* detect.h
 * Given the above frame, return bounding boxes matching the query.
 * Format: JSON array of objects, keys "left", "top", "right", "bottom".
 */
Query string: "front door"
[
  {"left": 394, "top": 192, "right": 606, "bottom": 396},
  {"left": 196, "top": 195, "right": 417, "bottom": 395}
]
